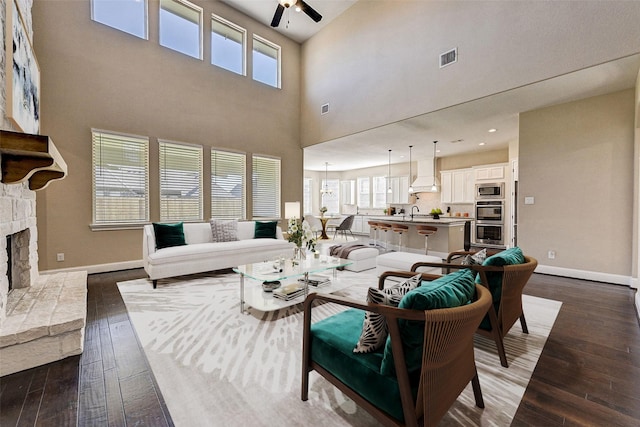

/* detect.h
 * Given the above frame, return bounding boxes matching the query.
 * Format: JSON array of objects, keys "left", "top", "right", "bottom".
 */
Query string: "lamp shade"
[{"left": 285, "top": 202, "right": 301, "bottom": 219}]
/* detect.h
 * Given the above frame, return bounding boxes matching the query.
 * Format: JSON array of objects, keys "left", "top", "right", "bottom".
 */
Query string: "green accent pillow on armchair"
[
  {"left": 152, "top": 222, "right": 187, "bottom": 250},
  {"left": 380, "top": 268, "right": 476, "bottom": 376}
]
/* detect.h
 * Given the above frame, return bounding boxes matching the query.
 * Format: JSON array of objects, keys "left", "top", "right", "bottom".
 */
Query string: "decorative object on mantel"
[
  {"left": 5, "top": 0, "right": 40, "bottom": 134},
  {"left": 0, "top": 130, "right": 67, "bottom": 190}
]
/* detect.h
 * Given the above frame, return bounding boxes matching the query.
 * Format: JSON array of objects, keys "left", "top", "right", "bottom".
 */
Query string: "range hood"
[{"left": 411, "top": 160, "right": 439, "bottom": 193}]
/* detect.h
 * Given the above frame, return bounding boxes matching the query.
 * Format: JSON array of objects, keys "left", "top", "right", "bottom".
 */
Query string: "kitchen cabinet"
[
  {"left": 475, "top": 165, "right": 505, "bottom": 181},
  {"left": 352, "top": 215, "right": 371, "bottom": 235},
  {"left": 441, "top": 169, "right": 474, "bottom": 204}
]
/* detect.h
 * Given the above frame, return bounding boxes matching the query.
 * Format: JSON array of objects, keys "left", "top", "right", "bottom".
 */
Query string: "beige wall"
[
  {"left": 301, "top": 1, "right": 640, "bottom": 147},
  {"left": 439, "top": 149, "right": 508, "bottom": 171},
  {"left": 519, "top": 89, "right": 635, "bottom": 276},
  {"left": 32, "top": 1, "right": 302, "bottom": 271}
]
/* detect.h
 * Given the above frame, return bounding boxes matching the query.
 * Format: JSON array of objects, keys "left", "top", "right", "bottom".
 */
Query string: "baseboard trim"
[
  {"left": 535, "top": 264, "right": 631, "bottom": 286},
  {"left": 40, "top": 260, "right": 143, "bottom": 275}
]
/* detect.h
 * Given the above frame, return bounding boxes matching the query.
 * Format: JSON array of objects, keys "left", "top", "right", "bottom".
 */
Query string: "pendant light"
[
  {"left": 408, "top": 145, "right": 414, "bottom": 193},
  {"left": 321, "top": 162, "right": 333, "bottom": 195},
  {"left": 387, "top": 149, "right": 392, "bottom": 193},
  {"left": 431, "top": 141, "right": 438, "bottom": 192}
]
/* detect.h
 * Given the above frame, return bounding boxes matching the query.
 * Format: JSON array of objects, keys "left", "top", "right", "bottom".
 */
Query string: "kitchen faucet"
[{"left": 411, "top": 205, "right": 420, "bottom": 220}]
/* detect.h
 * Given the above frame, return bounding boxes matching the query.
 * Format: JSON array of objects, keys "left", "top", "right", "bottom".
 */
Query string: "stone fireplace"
[{"left": 0, "top": 182, "right": 38, "bottom": 324}]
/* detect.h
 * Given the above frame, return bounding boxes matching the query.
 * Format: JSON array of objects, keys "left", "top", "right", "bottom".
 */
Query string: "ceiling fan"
[{"left": 271, "top": 0, "right": 322, "bottom": 28}]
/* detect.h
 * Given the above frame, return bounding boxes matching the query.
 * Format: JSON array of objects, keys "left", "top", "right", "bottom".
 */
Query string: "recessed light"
[
  {"left": 450, "top": 139, "right": 464, "bottom": 143},
  {"left": 488, "top": 128, "right": 497, "bottom": 133},
  {"left": 479, "top": 142, "right": 486, "bottom": 146}
]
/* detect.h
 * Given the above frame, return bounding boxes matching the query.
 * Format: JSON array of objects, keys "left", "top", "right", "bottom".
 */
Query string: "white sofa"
[{"left": 143, "top": 221, "right": 294, "bottom": 288}]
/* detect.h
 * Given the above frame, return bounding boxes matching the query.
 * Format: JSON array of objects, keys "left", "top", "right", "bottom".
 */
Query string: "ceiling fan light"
[{"left": 279, "top": 0, "right": 297, "bottom": 8}]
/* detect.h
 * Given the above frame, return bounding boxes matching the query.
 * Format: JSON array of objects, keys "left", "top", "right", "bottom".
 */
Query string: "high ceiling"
[{"left": 221, "top": 2, "right": 640, "bottom": 173}]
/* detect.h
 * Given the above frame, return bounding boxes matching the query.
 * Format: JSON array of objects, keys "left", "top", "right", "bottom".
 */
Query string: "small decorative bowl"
[{"left": 262, "top": 280, "right": 282, "bottom": 292}]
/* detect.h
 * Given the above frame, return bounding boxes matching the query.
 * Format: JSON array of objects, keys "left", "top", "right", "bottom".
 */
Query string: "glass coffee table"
[{"left": 233, "top": 256, "right": 353, "bottom": 313}]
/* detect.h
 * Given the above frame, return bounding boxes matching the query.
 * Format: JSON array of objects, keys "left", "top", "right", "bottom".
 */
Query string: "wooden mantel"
[{"left": 0, "top": 130, "right": 67, "bottom": 190}]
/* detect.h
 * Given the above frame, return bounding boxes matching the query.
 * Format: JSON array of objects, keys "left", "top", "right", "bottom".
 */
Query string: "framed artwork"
[{"left": 5, "top": 0, "right": 40, "bottom": 134}]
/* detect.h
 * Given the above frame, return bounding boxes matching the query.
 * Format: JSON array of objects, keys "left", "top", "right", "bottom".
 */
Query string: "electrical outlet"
[
  {"left": 56, "top": 253, "right": 65, "bottom": 262},
  {"left": 547, "top": 250, "right": 555, "bottom": 259}
]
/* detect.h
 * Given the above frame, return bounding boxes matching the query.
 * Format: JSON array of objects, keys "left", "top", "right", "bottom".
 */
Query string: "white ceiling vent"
[
  {"left": 439, "top": 48, "right": 457, "bottom": 68},
  {"left": 321, "top": 103, "right": 330, "bottom": 115}
]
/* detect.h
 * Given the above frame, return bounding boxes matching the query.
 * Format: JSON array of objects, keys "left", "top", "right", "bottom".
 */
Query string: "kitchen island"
[{"left": 368, "top": 216, "right": 473, "bottom": 256}]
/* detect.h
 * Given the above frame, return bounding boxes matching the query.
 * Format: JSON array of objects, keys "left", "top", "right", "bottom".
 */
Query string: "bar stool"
[
  {"left": 376, "top": 222, "right": 393, "bottom": 251},
  {"left": 391, "top": 224, "right": 409, "bottom": 251},
  {"left": 368, "top": 221, "right": 379, "bottom": 248},
  {"left": 416, "top": 225, "right": 438, "bottom": 255}
]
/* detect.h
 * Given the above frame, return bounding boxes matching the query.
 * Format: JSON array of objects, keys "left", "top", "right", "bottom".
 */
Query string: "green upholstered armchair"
[
  {"left": 412, "top": 247, "right": 538, "bottom": 367},
  {"left": 301, "top": 271, "right": 492, "bottom": 427}
]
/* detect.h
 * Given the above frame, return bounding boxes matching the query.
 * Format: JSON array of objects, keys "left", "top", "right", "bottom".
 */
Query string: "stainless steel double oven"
[{"left": 474, "top": 184, "right": 505, "bottom": 246}]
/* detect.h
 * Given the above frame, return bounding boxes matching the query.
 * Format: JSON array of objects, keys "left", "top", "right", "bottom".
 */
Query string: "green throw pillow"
[
  {"left": 153, "top": 222, "right": 187, "bottom": 250},
  {"left": 379, "top": 268, "right": 476, "bottom": 376},
  {"left": 254, "top": 221, "right": 277, "bottom": 239},
  {"left": 478, "top": 246, "right": 526, "bottom": 329}
]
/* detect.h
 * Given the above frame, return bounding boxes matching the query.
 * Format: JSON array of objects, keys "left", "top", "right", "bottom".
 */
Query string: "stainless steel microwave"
[{"left": 476, "top": 182, "right": 504, "bottom": 199}]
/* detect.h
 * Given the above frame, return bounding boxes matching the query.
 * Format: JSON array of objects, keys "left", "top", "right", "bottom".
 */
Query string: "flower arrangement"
[
  {"left": 287, "top": 218, "right": 317, "bottom": 252},
  {"left": 319, "top": 206, "right": 328, "bottom": 217}
]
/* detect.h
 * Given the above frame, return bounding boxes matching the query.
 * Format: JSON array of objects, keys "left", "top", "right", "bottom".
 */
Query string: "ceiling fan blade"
[
  {"left": 298, "top": 0, "right": 322, "bottom": 23},
  {"left": 271, "top": 4, "right": 285, "bottom": 27}
]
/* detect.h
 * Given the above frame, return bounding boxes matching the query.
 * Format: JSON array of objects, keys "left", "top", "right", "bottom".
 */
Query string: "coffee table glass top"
[{"left": 233, "top": 256, "right": 352, "bottom": 282}]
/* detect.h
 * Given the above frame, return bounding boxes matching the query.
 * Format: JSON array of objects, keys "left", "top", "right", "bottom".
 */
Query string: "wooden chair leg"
[
  {"left": 519, "top": 314, "right": 529, "bottom": 334},
  {"left": 153, "top": 280, "right": 157, "bottom": 289},
  {"left": 494, "top": 331, "right": 509, "bottom": 368},
  {"left": 471, "top": 372, "right": 484, "bottom": 408}
]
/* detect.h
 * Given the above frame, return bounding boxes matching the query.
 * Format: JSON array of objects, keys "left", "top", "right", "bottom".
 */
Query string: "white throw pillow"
[
  {"left": 353, "top": 273, "right": 422, "bottom": 354},
  {"left": 210, "top": 219, "right": 238, "bottom": 242}
]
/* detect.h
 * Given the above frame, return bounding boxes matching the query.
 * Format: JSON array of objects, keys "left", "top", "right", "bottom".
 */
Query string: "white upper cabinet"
[
  {"left": 441, "top": 168, "right": 475, "bottom": 204},
  {"left": 475, "top": 165, "right": 505, "bottom": 181}
]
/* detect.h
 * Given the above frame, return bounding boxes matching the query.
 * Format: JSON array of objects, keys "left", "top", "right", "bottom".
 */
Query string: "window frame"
[
  {"left": 158, "top": 139, "right": 204, "bottom": 222},
  {"left": 357, "top": 176, "right": 370, "bottom": 209},
  {"left": 211, "top": 148, "right": 247, "bottom": 220},
  {"left": 252, "top": 34, "right": 281, "bottom": 89},
  {"left": 91, "top": 129, "right": 150, "bottom": 230},
  {"left": 90, "top": 0, "right": 149, "bottom": 40},
  {"left": 211, "top": 14, "right": 246, "bottom": 76},
  {"left": 159, "top": 0, "right": 204, "bottom": 60}
]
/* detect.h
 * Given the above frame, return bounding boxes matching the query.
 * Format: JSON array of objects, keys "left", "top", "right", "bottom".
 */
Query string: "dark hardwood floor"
[{"left": 1, "top": 269, "right": 639, "bottom": 426}]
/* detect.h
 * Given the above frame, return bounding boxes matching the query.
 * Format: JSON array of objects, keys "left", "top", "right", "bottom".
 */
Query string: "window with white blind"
[
  {"left": 160, "top": 0, "right": 203, "bottom": 59},
  {"left": 211, "top": 15, "right": 245, "bottom": 75},
  {"left": 252, "top": 35, "right": 280, "bottom": 88},
  {"left": 252, "top": 155, "right": 280, "bottom": 218},
  {"left": 211, "top": 149, "right": 246, "bottom": 219},
  {"left": 159, "top": 140, "right": 203, "bottom": 221},
  {"left": 91, "top": 0, "right": 148, "bottom": 40},
  {"left": 303, "top": 178, "right": 312, "bottom": 214},
  {"left": 357, "top": 177, "right": 370, "bottom": 208},
  {"left": 92, "top": 130, "right": 149, "bottom": 225},
  {"left": 321, "top": 179, "right": 340, "bottom": 215},
  {"left": 372, "top": 176, "right": 388, "bottom": 208}
]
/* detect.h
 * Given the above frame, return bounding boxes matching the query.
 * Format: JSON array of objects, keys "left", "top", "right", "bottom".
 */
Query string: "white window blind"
[
  {"left": 321, "top": 179, "right": 340, "bottom": 215},
  {"left": 303, "top": 177, "right": 312, "bottom": 215},
  {"left": 373, "top": 176, "right": 387, "bottom": 208},
  {"left": 159, "top": 140, "right": 203, "bottom": 221},
  {"left": 252, "top": 35, "right": 280, "bottom": 88},
  {"left": 160, "top": 0, "right": 203, "bottom": 59},
  {"left": 211, "top": 149, "right": 246, "bottom": 219},
  {"left": 211, "top": 15, "right": 245, "bottom": 75},
  {"left": 252, "top": 155, "right": 280, "bottom": 218},
  {"left": 357, "top": 177, "right": 370, "bottom": 208},
  {"left": 92, "top": 130, "right": 149, "bottom": 224}
]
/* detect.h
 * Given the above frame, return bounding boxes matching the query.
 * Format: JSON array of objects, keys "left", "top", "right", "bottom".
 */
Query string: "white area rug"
[{"left": 118, "top": 270, "right": 561, "bottom": 426}]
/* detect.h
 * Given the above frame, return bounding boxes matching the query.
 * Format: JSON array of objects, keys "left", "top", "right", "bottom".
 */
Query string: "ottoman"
[
  {"left": 343, "top": 247, "right": 380, "bottom": 272},
  {"left": 375, "top": 252, "right": 443, "bottom": 277}
]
